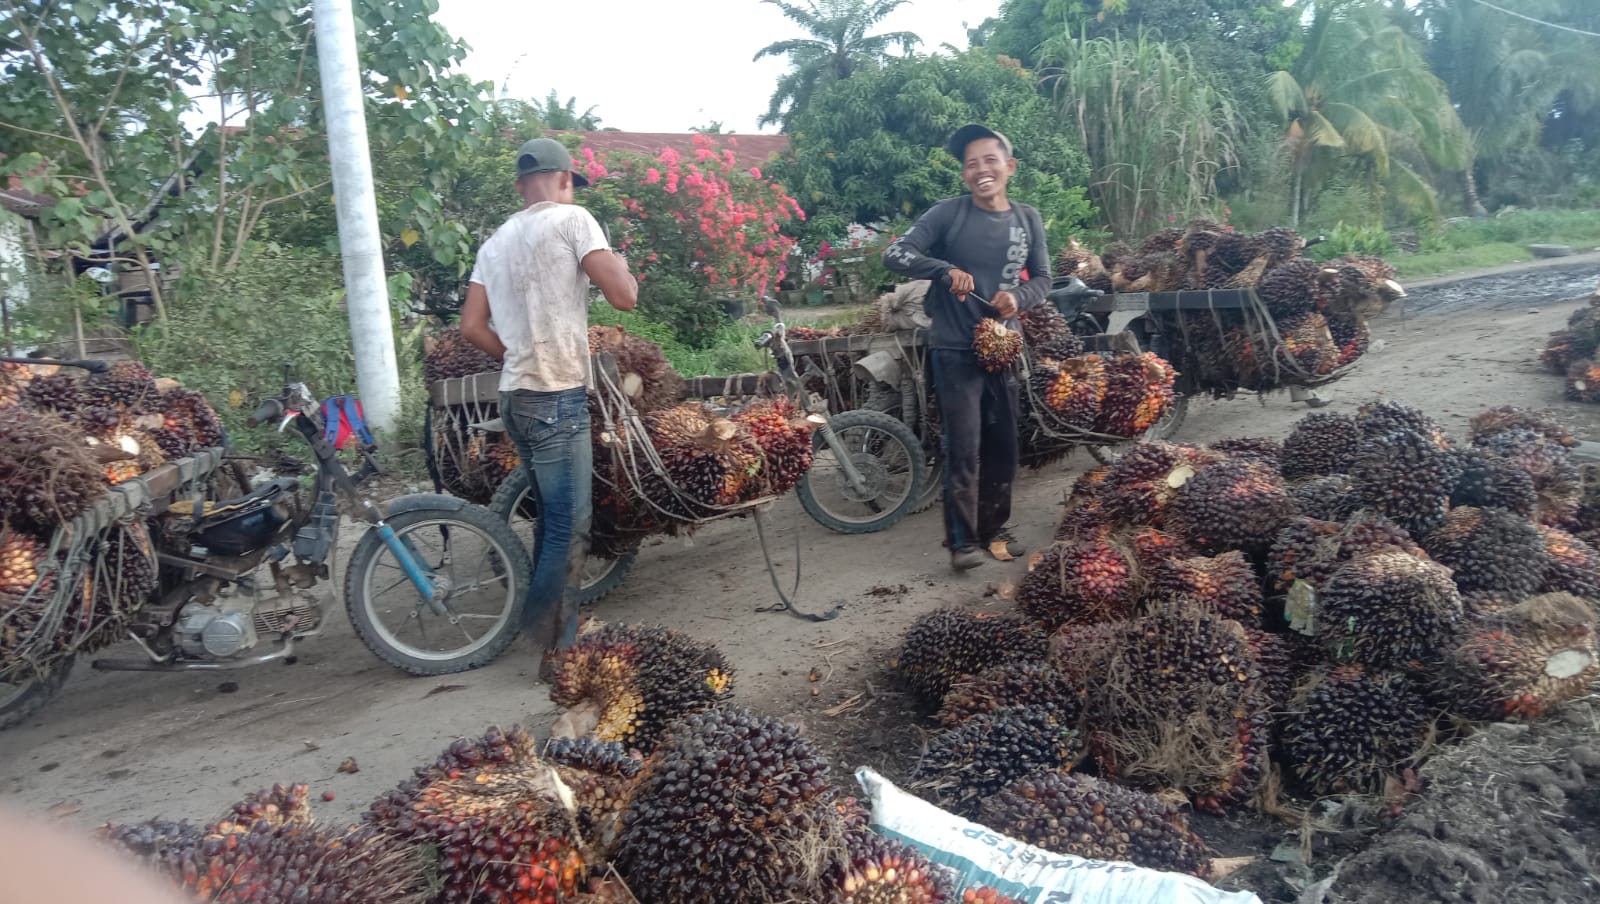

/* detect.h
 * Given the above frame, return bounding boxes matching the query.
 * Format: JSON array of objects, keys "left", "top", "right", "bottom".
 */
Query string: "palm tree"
[
  {"left": 1267, "top": 0, "right": 1469, "bottom": 226},
  {"left": 753, "top": 0, "right": 921, "bottom": 130},
  {"left": 534, "top": 90, "right": 603, "bottom": 131},
  {"left": 1399, "top": 0, "right": 1600, "bottom": 215}
]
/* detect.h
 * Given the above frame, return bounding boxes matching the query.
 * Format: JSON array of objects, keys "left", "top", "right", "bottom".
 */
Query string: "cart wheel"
[
  {"left": 488, "top": 467, "right": 638, "bottom": 606},
  {"left": 1088, "top": 394, "right": 1190, "bottom": 465},
  {"left": 0, "top": 657, "right": 74, "bottom": 731},
  {"left": 798, "top": 409, "right": 927, "bottom": 534}
]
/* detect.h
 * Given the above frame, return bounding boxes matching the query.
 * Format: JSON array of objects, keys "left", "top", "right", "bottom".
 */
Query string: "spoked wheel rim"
[
  {"left": 505, "top": 487, "right": 630, "bottom": 591},
  {"left": 357, "top": 517, "right": 519, "bottom": 663},
  {"left": 808, "top": 424, "right": 918, "bottom": 526}
]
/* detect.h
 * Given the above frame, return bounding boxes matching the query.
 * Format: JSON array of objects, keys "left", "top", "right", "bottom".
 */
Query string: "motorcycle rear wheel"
[
  {"left": 344, "top": 504, "right": 531, "bottom": 675},
  {"left": 0, "top": 657, "right": 74, "bottom": 731}
]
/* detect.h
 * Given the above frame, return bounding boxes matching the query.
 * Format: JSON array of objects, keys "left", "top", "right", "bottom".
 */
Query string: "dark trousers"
[
  {"left": 500, "top": 387, "right": 592, "bottom": 651},
  {"left": 930, "top": 349, "right": 1019, "bottom": 552}
]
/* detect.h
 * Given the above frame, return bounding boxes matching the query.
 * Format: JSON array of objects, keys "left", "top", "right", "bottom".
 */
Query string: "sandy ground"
[{"left": 3, "top": 260, "right": 1599, "bottom": 893}]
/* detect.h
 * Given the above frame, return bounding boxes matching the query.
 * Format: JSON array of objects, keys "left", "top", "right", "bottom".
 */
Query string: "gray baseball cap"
[
  {"left": 947, "top": 124, "right": 1015, "bottom": 163},
  {"left": 515, "top": 137, "right": 590, "bottom": 188}
]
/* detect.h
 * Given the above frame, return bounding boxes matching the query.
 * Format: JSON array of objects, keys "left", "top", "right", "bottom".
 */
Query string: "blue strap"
[{"left": 321, "top": 395, "right": 377, "bottom": 448}]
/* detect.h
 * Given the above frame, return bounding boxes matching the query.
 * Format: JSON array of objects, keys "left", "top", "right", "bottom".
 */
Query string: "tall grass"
[{"left": 1038, "top": 30, "right": 1243, "bottom": 238}]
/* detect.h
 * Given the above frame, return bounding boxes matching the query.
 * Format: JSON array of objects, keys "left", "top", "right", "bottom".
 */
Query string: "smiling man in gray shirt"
[{"left": 882, "top": 124, "right": 1052, "bottom": 572}]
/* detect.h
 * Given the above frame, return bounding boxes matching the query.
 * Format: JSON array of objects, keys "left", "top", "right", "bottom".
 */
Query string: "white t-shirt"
[{"left": 468, "top": 201, "right": 610, "bottom": 393}]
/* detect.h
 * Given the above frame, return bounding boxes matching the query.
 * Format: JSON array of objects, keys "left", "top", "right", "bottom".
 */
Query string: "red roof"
[{"left": 552, "top": 131, "right": 790, "bottom": 170}]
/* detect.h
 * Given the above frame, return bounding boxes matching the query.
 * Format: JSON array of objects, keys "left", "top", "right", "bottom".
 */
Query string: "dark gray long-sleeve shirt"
[{"left": 881, "top": 196, "right": 1052, "bottom": 351}]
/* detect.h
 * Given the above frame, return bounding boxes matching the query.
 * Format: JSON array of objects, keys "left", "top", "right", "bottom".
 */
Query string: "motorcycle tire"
[
  {"left": 344, "top": 504, "right": 531, "bottom": 676},
  {"left": 487, "top": 467, "right": 638, "bottom": 606},
  {"left": 0, "top": 657, "right": 74, "bottom": 731},
  {"left": 797, "top": 409, "right": 927, "bottom": 534}
]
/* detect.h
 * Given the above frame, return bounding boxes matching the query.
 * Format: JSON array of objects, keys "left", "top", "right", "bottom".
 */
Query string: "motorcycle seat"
[{"left": 168, "top": 476, "right": 301, "bottom": 522}]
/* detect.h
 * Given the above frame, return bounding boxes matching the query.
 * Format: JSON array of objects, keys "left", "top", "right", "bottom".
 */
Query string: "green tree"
[
  {"left": 532, "top": 90, "right": 603, "bottom": 130},
  {"left": 1037, "top": 29, "right": 1245, "bottom": 238},
  {"left": 1266, "top": 0, "right": 1469, "bottom": 227},
  {"left": 753, "top": 0, "right": 921, "bottom": 130},
  {"left": 1396, "top": 0, "right": 1600, "bottom": 215},
  {"left": 774, "top": 50, "right": 1095, "bottom": 248}
]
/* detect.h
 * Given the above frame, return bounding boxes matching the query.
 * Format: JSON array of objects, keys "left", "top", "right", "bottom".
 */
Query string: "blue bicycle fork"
[{"left": 375, "top": 521, "right": 439, "bottom": 608}]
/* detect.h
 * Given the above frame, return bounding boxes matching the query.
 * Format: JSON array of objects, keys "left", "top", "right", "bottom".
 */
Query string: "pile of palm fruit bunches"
[
  {"left": 1539, "top": 294, "right": 1600, "bottom": 403},
  {"left": 0, "top": 360, "right": 226, "bottom": 659},
  {"left": 425, "top": 325, "right": 820, "bottom": 554},
  {"left": 891, "top": 399, "right": 1600, "bottom": 873},
  {"left": 85, "top": 401, "right": 1600, "bottom": 903},
  {"left": 97, "top": 624, "right": 1040, "bottom": 904}
]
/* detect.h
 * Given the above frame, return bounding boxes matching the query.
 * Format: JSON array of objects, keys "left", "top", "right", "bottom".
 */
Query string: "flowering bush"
[{"left": 573, "top": 135, "right": 804, "bottom": 346}]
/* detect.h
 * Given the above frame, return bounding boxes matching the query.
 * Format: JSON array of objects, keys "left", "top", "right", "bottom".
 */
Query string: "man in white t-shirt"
[{"left": 460, "top": 137, "right": 638, "bottom": 664}]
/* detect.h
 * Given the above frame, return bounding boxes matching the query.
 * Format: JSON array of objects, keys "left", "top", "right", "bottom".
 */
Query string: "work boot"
[
  {"left": 950, "top": 546, "right": 985, "bottom": 572},
  {"left": 985, "top": 528, "right": 1027, "bottom": 562}
]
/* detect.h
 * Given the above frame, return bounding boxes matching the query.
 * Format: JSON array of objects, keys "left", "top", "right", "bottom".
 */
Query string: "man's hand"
[
  {"left": 992, "top": 290, "right": 1018, "bottom": 319},
  {"left": 946, "top": 268, "right": 975, "bottom": 300}
]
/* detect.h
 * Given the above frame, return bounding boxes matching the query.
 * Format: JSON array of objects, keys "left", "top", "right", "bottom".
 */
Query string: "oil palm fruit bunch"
[
  {"left": 1536, "top": 525, "right": 1600, "bottom": 598},
  {"left": 935, "top": 659, "right": 1085, "bottom": 728},
  {"left": 1098, "top": 441, "right": 1226, "bottom": 528},
  {"left": 1017, "top": 539, "right": 1138, "bottom": 629},
  {"left": 1267, "top": 513, "right": 1422, "bottom": 593},
  {"left": 893, "top": 609, "right": 1049, "bottom": 703},
  {"left": 1441, "top": 593, "right": 1600, "bottom": 721},
  {"left": 587, "top": 324, "right": 686, "bottom": 414},
  {"left": 980, "top": 771, "right": 1212, "bottom": 877},
  {"left": 0, "top": 361, "right": 32, "bottom": 407},
  {"left": 227, "top": 782, "right": 314, "bottom": 829},
  {"left": 1423, "top": 506, "right": 1549, "bottom": 597},
  {"left": 1274, "top": 312, "right": 1342, "bottom": 376},
  {"left": 1143, "top": 551, "right": 1263, "bottom": 626},
  {"left": 1541, "top": 301, "right": 1600, "bottom": 373},
  {"left": 1246, "top": 628, "right": 1322, "bottom": 713},
  {"left": 1566, "top": 359, "right": 1600, "bottom": 402},
  {"left": 1349, "top": 428, "right": 1462, "bottom": 538},
  {"left": 1177, "top": 218, "right": 1226, "bottom": 288},
  {"left": 1355, "top": 400, "right": 1450, "bottom": 444},
  {"left": 0, "top": 526, "right": 50, "bottom": 604},
  {"left": 1288, "top": 475, "right": 1360, "bottom": 522},
  {"left": 1031, "top": 354, "right": 1106, "bottom": 431},
  {"left": 19, "top": 372, "right": 83, "bottom": 416},
  {"left": 1449, "top": 449, "right": 1538, "bottom": 516},
  {"left": 158, "top": 387, "right": 227, "bottom": 451},
  {"left": 407, "top": 769, "right": 589, "bottom": 904},
  {"left": 615, "top": 707, "right": 847, "bottom": 904},
  {"left": 424, "top": 326, "right": 500, "bottom": 383},
  {"left": 547, "top": 623, "right": 733, "bottom": 755},
  {"left": 1203, "top": 230, "right": 1255, "bottom": 287},
  {"left": 1469, "top": 406, "right": 1577, "bottom": 449},
  {"left": 0, "top": 407, "right": 105, "bottom": 533},
  {"left": 1317, "top": 550, "right": 1463, "bottom": 667},
  {"left": 1078, "top": 608, "right": 1268, "bottom": 812},
  {"left": 1327, "top": 314, "right": 1370, "bottom": 366},
  {"left": 1096, "top": 352, "right": 1176, "bottom": 438},
  {"left": 1478, "top": 428, "right": 1584, "bottom": 527},
  {"left": 539, "top": 736, "right": 643, "bottom": 860},
  {"left": 1166, "top": 457, "right": 1297, "bottom": 555},
  {"left": 103, "top": 790, "right": 427, "bottom": 904},
  {"left": 912, "top": 704, "right": 1085, "bottom": 816},
  {"left": 1138, "top": 227, "right": 1186, "bottom": 257},
  {"left": 82, "top": 361, "right": 159, "bottom": 415},
  {"left": 1019, "top": 301, "right": 1085, "bottom": 361},
  {"left": 1053, "top": 236, "right": 1109, "bottom": 289},
  {"left": 831, "top": 828, "right": 954, "bottom": 904},
  {"left": 643, "top": 402, "right": 763, "bottom": 510},
  {"left": 89, "top": 522, "right": 157, "bottom": 629},
  {"left": 1282, "top": 665, "right": 1433, "bottom": 795},
  {"left": 973, "top": 318, "right": 1023, "bottom": 372},
  {"left": 963, "top": 889, "right": 1026, "bottom": 904},
  {"left": 364, "top": 724, "right": 541, "bottom": 830},
  {"left": 733, "top": 397, "right": 819, "bottom": 497},
  {"left": 1257, "top": 258, "right": 1332, "bottom": 319}
]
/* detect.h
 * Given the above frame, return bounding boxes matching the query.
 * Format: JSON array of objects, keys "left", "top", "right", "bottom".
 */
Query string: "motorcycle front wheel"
[
  {"left": 0, "top": 657, "right": 74, "bottom": 731},
  {"left": 344, "top": 504, "right": 531, "bottom": 676}
]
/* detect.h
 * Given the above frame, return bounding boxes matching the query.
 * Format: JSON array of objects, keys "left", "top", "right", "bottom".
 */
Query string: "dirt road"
[{"left": 4, "top": 260, "right": 1599, "bottom": 855}]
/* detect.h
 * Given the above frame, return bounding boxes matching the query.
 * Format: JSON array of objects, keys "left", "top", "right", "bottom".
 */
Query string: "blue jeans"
[{"left": 500, "top": 388, "right": 592, "bottom": 651}]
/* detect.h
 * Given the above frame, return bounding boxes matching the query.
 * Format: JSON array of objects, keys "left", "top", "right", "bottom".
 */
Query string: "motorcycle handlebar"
[{"left": 246, "top": 398, "right": 285, "bottom": 428}]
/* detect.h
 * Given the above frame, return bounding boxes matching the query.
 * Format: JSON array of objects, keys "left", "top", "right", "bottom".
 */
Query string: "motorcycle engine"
[
  {"left": 176, "top": 598, "right": 259, "bottom": 659},
  {"left": 174, "top": 593, "right": 325, "bottom": 660}
]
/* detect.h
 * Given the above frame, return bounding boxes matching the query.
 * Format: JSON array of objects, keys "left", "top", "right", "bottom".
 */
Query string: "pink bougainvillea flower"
[
  {"left": 644, "top": 167, "right": 661, "bottom": 184},
  {"left": 748, "top": 167, "right": 761, "bottom": 178}
]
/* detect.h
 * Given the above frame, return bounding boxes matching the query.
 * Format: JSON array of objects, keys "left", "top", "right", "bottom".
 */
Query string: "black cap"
[
  {"left": 947, "top": 124, "right": 1014, "bottom": 163},
  {"left": 515, "top": 137, "right": 590, "bottom": 188}
]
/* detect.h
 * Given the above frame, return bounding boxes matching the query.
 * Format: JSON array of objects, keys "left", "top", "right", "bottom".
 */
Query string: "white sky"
[{"left": 433, "top": 0, "right": 1003, "bottom": 134}]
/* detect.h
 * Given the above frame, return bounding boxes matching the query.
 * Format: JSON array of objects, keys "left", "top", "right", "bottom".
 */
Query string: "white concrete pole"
[{"left": 313, "top": 0, "right": 400, "bottom": 433}]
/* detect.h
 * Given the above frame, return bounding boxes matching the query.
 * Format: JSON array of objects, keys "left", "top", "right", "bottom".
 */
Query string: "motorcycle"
[{"left": 1, "top": 375, "right": 531, "bottom": 729}]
